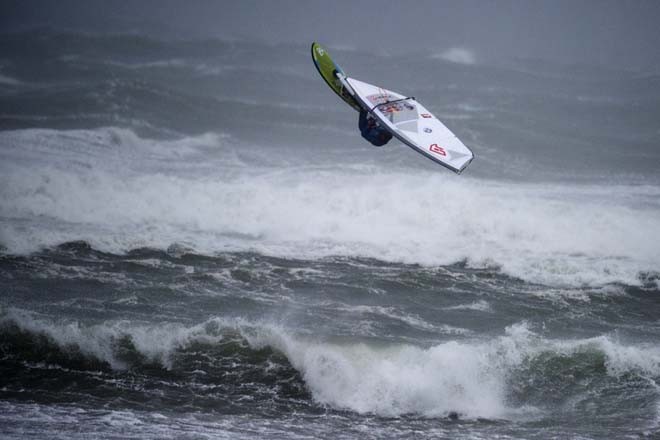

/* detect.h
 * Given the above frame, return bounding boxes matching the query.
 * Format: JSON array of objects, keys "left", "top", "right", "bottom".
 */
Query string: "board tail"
[{"left": 311, "top": 43, "right": 362, "bottom": 112}]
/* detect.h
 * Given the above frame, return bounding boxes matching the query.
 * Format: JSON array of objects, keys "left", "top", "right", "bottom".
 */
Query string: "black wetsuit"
[{"left": 358, "top": 110, "right": 392, "bottom": 147}]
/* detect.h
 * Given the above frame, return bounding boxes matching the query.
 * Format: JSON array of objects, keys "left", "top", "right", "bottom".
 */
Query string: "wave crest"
[{"left": 3, "top": 310, "right": 659, "bottom": 419}]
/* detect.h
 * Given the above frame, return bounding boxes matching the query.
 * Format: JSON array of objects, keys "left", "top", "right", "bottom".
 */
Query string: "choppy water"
[{"left": 1, "top": 30, "right": 659, "bottom": 439}]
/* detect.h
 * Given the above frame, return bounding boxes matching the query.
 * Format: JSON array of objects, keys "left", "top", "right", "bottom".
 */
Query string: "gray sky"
[{"left": 3, "top": 0, "right": 660, "bottom": 71}]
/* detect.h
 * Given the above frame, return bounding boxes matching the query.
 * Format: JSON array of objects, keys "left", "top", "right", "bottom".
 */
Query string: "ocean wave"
[
  {"left": 2, "top": 310, "right": 659, "bottom": 419},
  {"left": 2, "top": 128, "right": 660, "bottom": 287}
]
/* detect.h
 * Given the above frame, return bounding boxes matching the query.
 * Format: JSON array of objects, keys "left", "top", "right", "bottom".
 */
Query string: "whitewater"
[{"left": 2, "top": 126, "right": 659, "bottom": 288}]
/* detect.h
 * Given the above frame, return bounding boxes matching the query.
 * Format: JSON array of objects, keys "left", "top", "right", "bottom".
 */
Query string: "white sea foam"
[
  {"left": 0, "top": 401, "right": 242, "bottom": 440},
  {"left": 0, "top": 73, "right": 22, "bottom": 86},
  {"left": 1, "top": 128, "right": 659, "bottom": 288},
  {"left": 444, "top": 300, "right": 491, "bottom": 312},
  {"left": 253, "top": 328, "right": 511, "bottom": 418},
  {"left": 431, "top": 48, "right": 477, "bottom": 65},
  {"left": 336, "top": 304, "right": 469, "bottom": 334}
]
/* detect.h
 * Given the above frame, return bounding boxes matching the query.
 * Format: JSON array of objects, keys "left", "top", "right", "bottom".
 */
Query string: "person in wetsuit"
[{"left": 358, "top": 110, "right": 392, "bottom": 147}]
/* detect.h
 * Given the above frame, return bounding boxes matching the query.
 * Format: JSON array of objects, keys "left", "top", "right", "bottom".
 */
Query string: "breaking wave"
[
  {"left": 2, "top": 309, "right": 659, "bottom": 419},
  {"left": 2, "top": 127, "right": 660, "bottom": 288}
]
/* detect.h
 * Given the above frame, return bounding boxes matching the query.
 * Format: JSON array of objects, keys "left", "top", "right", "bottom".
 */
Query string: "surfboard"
[
  {"left": 311, "top": 42, "right": 474, "bottom": 174},
  {"left": 311, "top": 42, "right": 362, "bottom": 112}
]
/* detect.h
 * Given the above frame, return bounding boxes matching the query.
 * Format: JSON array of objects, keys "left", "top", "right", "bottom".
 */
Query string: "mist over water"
[{"left": 1, "top": 4, "right": 660, "bottom": 439}]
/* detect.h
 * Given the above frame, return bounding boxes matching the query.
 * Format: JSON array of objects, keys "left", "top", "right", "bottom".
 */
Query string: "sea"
[{"left": 1, "top": 29, "right": 660, "bottom": 439}]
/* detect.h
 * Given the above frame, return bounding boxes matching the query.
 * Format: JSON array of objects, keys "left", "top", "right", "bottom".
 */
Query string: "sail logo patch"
[
  {"left": 421, "top": 113, "right": 432, "bottom": 118},
  {"left": 429, "top": 144, "right": 446, "bottom": 156}
]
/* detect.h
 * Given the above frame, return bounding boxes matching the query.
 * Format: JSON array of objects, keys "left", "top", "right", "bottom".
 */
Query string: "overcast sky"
[{"left": 2, "top": 0, "right": 660, "bottom": 71}]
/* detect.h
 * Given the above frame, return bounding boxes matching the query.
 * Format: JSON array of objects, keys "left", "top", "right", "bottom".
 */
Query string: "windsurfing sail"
[{"left": 344, "top": 77, "right": 474, "bottom": 174}]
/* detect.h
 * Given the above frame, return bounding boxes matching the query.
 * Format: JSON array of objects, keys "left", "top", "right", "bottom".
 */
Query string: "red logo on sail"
[{"left": 429, "top": 144, "right": 446, "bottom": 156}]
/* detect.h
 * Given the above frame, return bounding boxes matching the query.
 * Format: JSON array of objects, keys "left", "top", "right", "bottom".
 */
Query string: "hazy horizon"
[{"left": 2, "top": 0, "right": 660, "bottom": 72}]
